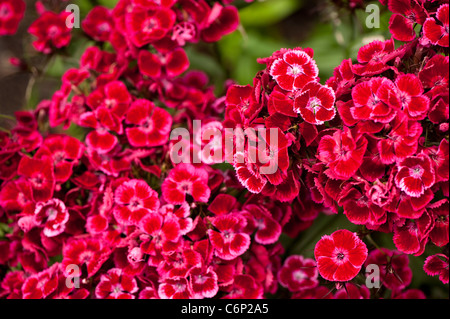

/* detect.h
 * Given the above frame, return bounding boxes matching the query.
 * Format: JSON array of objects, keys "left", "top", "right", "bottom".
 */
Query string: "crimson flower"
[
  {"left": 0, "top": 0, "right": 25, "bottom": 35},
  {"left": 423, "top": 4, "right": 449, "bottom": 47},
  {"left": 277, "top": 255, "right": 318, "bottom": 292},
  {"left": 395, "top": 154, "right": 435, "bottom": 198},
  {"left": 424, "top": 254, "right": 449, "bottom": 284},
  {"left": 95, "top": 268, "right": 138, "bottom": 299},
  {"left": 269, "top": 49, "right": 319, "bottom": 91},
  {"left": 161, "top": 163, "right": 211, "bottom": 205},
  {"left": 114, "top": 179, "right": 160, "bottom": 226},
  {"left": 317, "top": 128, "right": 368, "bottom": 180},
  {"left": 293, "top": 82, "right": 336, "bottom": 125},
  {"left": 314, "top": 229, "right": 368, "bottom": 282},
  {"left": 28, "top": 11, "right": 72, "bottom": 54},
  {"left": 34, "top": 199, "right": 70, "bottom": 238},
  {"left": 125, "top": 99, "right": 172, "bottom": 148}
]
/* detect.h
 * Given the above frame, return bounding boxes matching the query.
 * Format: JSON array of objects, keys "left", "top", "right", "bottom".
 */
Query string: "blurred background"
[{"left": 0, "top": 0, "right": 447, "bottom": 298}]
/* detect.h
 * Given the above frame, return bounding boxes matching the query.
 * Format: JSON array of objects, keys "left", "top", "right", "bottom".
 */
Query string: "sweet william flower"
[
  {"left": 207, "top": 213, "right": 251, "bottom": 261},
  {"left": 161, "top": 163, "right": 211, "bottom": 205},
  {"left": 423, "top": 4, "right": 449, "bottom": 47},
  {"left": 314, "top": 229, "right": 368, "bottom": 282},
  {"left": 277, "top": 255, "right": 318, "bottom": 292},
  {"left": 317, "top": 128, "right": 368, "bottom": 180},
  {"left": 269, "top": 49, "right": 319, "bottom": 92},
  {"left": 424, "top": 254, "right": 449, "bottom": 284},
  {"left": 293, "top": 82, "right": 336, "bottom": 125},
  {"left": 33, "top": 198, "right": 70, "bottom": 238},
  {"left": 388, "top": 0, "right": 426, "bottom": 42},
  {"left": 0, "top": 0, "right": 25, "bottom": 35},
  {"left": 95, "top": 268, "right": 138, "bottom": 299},
  {"left": 394, "top": 154, "right": 435, "bottom": 198},
  {"left": 125, "top": 99, "right": 172, "bottom": 148},
  {"left": 28, "top": 11, "right": 72, "bottom": 54}
]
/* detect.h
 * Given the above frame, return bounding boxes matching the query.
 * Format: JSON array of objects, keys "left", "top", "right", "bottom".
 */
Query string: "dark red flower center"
[{"left": 336, "top": 252, "right": 345, "bottom": 260}]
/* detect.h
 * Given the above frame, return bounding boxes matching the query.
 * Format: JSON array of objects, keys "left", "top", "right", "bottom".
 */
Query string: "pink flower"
[
  {"left": 28, "top": 11, "right": 72, "bottom": 54},
  {"left": 241, "top": 204, "right": 281, "bottom": 245},
  {"left": 0, "top": 0, "right": 25, "bottom": 35},
  {"left": 428, "top": 199, "right": 449, "bottom": 247},
  {"left": 277, "top": 255, "right": 318, "bottom": 292},
  {"left": 95, "top": 268, "right": 138, "bottom": 299},
  {"left": 207, "top": 213, "right": 251, "bottom": 260},
  {"left": 423, "top": 4, "right": 449, "bottom": 47},
  {"left": 314, "top": 229, "right": 368, "bottom": 282},
  {"left": 125, "top": 99, "right": 172, "bottom": 148},
  {"left": 334, "top": 283, "right": 370, "bottom": 299},
  {"left": 161, "top": 163, "right": 211, "bottom": 205},
  {"left": 114, "top": 179, "right": 160, "bottom": 226},
  {"left": 395, "top": 154, "right": 435, "bottom": 198},
  {"left": 34, "top": 199, "right": 69, "bottom": 238},
  {"left": 269, "top": 49, "right": 319, "bottom": 91}
]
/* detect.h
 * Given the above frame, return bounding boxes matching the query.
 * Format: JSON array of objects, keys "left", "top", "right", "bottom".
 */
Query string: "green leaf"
[{"left": 239, "top": 0, "right": 304, "bottom": 27}]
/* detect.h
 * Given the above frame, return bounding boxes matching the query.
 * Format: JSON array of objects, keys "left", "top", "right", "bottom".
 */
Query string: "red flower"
[
  {"left": 34, "top": 199, "right": 70, "bottom": 238},
  {"left": 225, "top": 84, "right": 262, "bottom": 123},
  {"left": 423, "top": 4, "right": 449, "bottom": 47},
  {"left": 62, "top": 237, "right": 111, "bottom": 278},
  {"left": 395, "top": 154, "right": 435, "bottom": 198},
  {"left": 34, "top": 135, "right": 84, "bottom": 183},
  {"left": 334, "top": 283, "right": 370, "bottom": 299},
  {"left": 21, "top": 264, "right": 59, "bottom": 299},
  {"left": 428, "top": 199, "right": 449, "bottom": 247},
  {"left": 419, "top": 54, "right": 449, "bottom": 98},
  {"left": 395, "top": 74, "right": 430, "bottom": 120},
  {"left": 388, "top": 0, "right": 426, "bottom": 42},
  {"left": 277, "top": 255, "right": 318, "bottom": 292},
  {"left": 82, "top": 6, "right": 114, "bottom": 42},
  {"left": 377, "top": 112, "right": 422, "bottom": 165},
  {"left": 241, "top": 204, "right": 282, "bottom": 245},
  {"left": 161, "top": 163, "right": 211, "bottom": 205},
  {"left": 201, "top": 4, "right": 239, "bottom": 42},
  {"left": 314, "top": 229, "right": 368, "bottom": 282},
  {"left": 125, "top": 99, "right": 172, "bottom": 148},
  {"left": 351, "top": 77, "right": 400, "bottom": 124},
  {"left": 28, "top": 11, "right": 72, "bottom": 54},
  {"left": 364, "top": 248, "right": 412, "bottom": 290},
  {"left": 353, "top": 38, "right": 399, "bottom": 76},
  {"left": 114, "top": 179, "right": 160, "bottom": 226},
  {"left": 424, "top": 254, "right": 449, "bottom": 285},
  {"left": 207, "top": 213, "right": 251, "bottom": 260},
  {"left": 221, "top": 274, "right": 263, "bottom": 299},
  {"left": 393, "top": 211, "right": 434, "bottom": 255},
  {"left": 18, "top": 156, "right": 55, "bottom": 202},
  {"left": 0, "top": 0, "right": 25, "bottom": 35},
  {"left": 138, "top": 48, "right": 190, "bottom": 78},
  {"left": 269, "top": 49, "right": 319, "bottom": 91},
  {"left": 293, "top": 82, "right": 336, "bottom": 125},
  {"left": 188, "top": 266, "right": 219, "bottom": 299},
  {"left": 95, "top": 268, "right": 138, "bottom": 299},
  {"left": 158, "top": 277, "right": 191, "bottom": 299},
  {"left": 317, "top": 128, "right": 368, "bottom": 180},
  {"left": 126, "top": 7, "right": 176, "bottom": 47}
]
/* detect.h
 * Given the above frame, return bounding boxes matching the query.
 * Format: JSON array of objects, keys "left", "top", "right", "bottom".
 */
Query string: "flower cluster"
[{"left": 0, "top": 0, "right": 448, "bottom": 300}]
